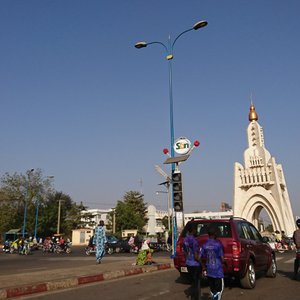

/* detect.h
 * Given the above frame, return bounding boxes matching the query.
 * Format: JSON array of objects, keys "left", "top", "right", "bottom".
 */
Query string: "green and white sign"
[{"left": 173, "top": 137, "right": 191, "bottom": 155}]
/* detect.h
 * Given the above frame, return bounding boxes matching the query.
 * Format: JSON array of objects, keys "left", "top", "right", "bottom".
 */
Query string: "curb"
[{"left": 0, "top": 263, "right": 172, "bottom": 299}]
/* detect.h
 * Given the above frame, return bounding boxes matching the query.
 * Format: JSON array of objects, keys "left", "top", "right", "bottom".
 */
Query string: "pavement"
[{"left": 0, "top": 255, "right": 173, "bottom": 299}]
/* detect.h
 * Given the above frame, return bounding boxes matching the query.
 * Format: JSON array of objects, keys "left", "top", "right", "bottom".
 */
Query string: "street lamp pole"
[
  {"left": 135, "top": 20, "right": 208, "bottom": 256},
  {"left": 22, "top": 169, "right": 34, "bottom": 238},
  {"left": 34, "top": 197, "right": 39, "bottom": 238},
  {"left": 57, "top": 199, "right": 63, "bottom": 235},
  {"left": 34, "top": 175, "right": 54, "bottom": 238}
]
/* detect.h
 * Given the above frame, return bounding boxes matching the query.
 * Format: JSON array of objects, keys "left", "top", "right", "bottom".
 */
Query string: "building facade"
[{"left": 233, "top": 104, "right": 295, "bottom": 235}]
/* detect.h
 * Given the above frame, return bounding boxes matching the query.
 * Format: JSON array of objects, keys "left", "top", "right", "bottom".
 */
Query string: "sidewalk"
[{"left": 0, "top": 256, "right": 173, "bottom": 299}]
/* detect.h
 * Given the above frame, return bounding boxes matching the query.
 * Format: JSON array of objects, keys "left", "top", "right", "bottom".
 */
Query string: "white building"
[
  {"left": 184, "top": 210, "right": 233, "bottom": 224},
  {"left": 145, "top": 205, "right": 233, "bottom": 235},
  {"left": 81, "top": 208, "right": 112, "bottom": 228},
  {"left": 80, "top": 205, "right": 233, "bottom": 238}
]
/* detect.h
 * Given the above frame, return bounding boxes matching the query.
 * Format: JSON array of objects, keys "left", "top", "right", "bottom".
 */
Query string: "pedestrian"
[
  {"left": 200, "top": 224, "right": 226, "bottom": 300},
  {"left": 293, "top": 219, "right": 300, "bottom": 280},
  {"left": 136, "top": 240, "right": 154, "bottom": 266},
  {"left": 93, "top": 220, "right": 107, "bottom": 264},
  {"left": 183, "top": 222, "right": 201, "bottom": 300}
]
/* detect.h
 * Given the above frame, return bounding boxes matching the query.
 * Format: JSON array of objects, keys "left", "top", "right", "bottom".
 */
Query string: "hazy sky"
[{"left": 0, "top": 1, "right": 299, "bottom": 218}]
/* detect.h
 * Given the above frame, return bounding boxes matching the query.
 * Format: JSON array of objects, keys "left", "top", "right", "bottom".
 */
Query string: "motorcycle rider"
[
  {"left": 293, "top": 219, "right": 300, "bottom": 280},
  {"left": 59, "top": 236, "right": 65, "bottom": 250}
]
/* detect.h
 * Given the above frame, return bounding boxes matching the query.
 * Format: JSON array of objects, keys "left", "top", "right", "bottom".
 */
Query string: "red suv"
[{"left": 174, "top": 217, "right": 277, "bottom": 289}]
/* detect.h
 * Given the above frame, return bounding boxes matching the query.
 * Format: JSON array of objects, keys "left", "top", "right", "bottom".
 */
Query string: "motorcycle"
[
  {"left": 85, "top": 243, "right": 118, "bottom": 255},
  {"left": 2, "top": 241, "right": 10, "bottom": 253},
  {"left": 9, "top": 239, "right": 20, "bottom": 254},
  {"left": 85, "top": 245, "right": 96, "bottom": 256},
  {"left": 20, "top": 240, "right": 31, "bottom": 255},
  {"left": 54, "top": 242, "right": 72, "bottom": 254}
]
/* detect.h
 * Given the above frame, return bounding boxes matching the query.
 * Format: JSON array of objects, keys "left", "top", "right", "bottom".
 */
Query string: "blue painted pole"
[
  {"left": 134, "top": 20, "right": 208, "bottom": 258},
  {"left": 34, "top": 200, "right": 39, "bottom": 238},
  {"left": 22, "top": 169, "right": 34, "bottom": 238},
  {"left": 22, "top": 202, "right": 27, "bottom": 237}
]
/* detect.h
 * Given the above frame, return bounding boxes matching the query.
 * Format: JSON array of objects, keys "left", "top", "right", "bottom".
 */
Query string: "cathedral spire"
[{"left": 249, "top": 102, "right": 258, "bottom": 122}]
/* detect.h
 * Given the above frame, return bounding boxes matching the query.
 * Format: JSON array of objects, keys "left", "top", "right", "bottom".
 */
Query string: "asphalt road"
[
  {"left": 11, "top": 251, "right": 300, "bottom": 300},
  {"left": 0, "top": 246, "right": 169, "bottom": 276}
]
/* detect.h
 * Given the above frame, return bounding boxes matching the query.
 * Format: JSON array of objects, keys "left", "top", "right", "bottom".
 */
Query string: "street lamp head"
[
  {"left": 193, "top": 20, "right": 208, "bottom": 30},
  {"left": 134, "top": 41, "right": 147, "bottom": 49}
]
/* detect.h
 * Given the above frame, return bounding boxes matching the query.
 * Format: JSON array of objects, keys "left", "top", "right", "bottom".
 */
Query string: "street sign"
[{"left": 173, "top": 137, "right": 191, "bottom": 155}]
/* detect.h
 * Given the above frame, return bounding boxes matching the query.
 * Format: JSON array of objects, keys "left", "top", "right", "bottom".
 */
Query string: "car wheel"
[
  {"left": 266, "top": 255, "right": 277, "bottom": 278},
  {"left": 240, "top": 259, "right": 256, "bottom": 289},
  {"left": 115, "top": 247, "right": 121, "bottom": 253},
  {"left": 107, "top": 247, "right": 114, "bottom": 255}
]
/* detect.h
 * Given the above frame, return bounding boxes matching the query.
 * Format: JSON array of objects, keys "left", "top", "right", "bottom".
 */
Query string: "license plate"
[{"left": 181, "top": 267, "right": 188, "bottom": 273}]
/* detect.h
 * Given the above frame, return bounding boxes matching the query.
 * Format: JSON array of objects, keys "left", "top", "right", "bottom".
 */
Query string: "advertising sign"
[{"left": 173, "top": 137, "right": 191, "bottom": 155}]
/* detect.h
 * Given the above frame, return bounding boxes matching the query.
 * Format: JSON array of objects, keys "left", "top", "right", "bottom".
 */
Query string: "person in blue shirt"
[
  {"left": 200, "top": 224, "right": 226, "bottom": 300},
  {"left": 183, "top": 222, "right": 201, "bottom": 300},
  {"left": 93, "top": 220, "right": 107, "bottom": 264}
]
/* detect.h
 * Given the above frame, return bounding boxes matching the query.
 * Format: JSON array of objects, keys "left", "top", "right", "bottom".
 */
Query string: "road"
[
  {"left": 0, "top": 246, "right": 143, "bottom": 275},
  {"left": 9, "top": 251, "right": 300, "bottom": 300}
]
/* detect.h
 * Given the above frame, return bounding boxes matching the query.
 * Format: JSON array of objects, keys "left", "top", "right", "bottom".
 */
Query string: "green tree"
[
  {"left": 0, "top": 169, "right": 87, "bottom": 240},
  {"left": 38, "top": 192, "right": 87, "bottom": 238},
  {"left": 114, "top": 191, "right": 147, "bottom": 234},
  {"left": 162, "top": 216, "right": 169, "bottom": 231},
  {"left": 0, "top": 169, "right": 54, "bottom": 237}
]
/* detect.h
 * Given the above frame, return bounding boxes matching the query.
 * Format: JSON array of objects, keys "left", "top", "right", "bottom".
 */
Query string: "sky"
[{"left": 0, "top": 1, "right": 299, "bottom": 218}]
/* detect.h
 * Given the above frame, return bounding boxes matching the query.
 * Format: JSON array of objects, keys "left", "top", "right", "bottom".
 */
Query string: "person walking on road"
[
  {"left": 93, "top": 220, "right": 107, "bottom": 264},
  {"left": 293, "top": 219, "right": 300, "bottom": 280},
  {"left": 183, "top": 222, "right": 201, "bottom": 300},
  {"left": 200, "top": 224, "right": 226, "bottom": 300}
]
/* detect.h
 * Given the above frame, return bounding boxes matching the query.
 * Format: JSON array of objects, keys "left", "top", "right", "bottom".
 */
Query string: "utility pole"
[
  {"left": 57, "top": 199, "right": 63, "bottom": 234},
  {"left": 112, "top": 208, "right": 116, "bottom": 234}
]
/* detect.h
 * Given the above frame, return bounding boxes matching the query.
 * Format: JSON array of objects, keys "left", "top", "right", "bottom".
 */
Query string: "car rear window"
[{"left": 181, "top": 221, "right": 232, "bottom": 238}]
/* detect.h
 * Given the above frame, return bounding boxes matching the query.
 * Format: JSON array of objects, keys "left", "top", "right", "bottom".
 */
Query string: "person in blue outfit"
[
  {"left": 293, "top": 219, "right": 300, "bottom": 279},
  {"left": 93, "top": 220, "right": 107, "bottom": 264},
  {"left": 200, "top": 224, "right": 226, "bottom": 300},
  {"left": 183, "top": 222, "right": 201, "bottom": 300}
]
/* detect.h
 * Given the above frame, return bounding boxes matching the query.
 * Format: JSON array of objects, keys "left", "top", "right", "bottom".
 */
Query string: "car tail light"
[
  {"left": 176, "top": 240, "right": 182, "bottom": 253},
  {"left": 232, "top": 241, "right": 241, "bottom": 258}
]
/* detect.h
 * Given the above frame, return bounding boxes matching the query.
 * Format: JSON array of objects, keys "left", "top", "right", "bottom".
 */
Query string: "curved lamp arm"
[
  {"left": 172, "top": 20, "right": 208, "bottom": 52},
  {"left": 172, "top": 28, "right": 193, "bottom": 49},
  {"left": 135, "top": 41, "right": 168, "bottom": 54}
]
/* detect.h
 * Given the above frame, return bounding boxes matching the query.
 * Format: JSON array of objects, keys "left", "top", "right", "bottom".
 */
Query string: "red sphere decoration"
[
  {"left": 194, "top": 140, "right": 200, "bottom": 147},
  {"left": 163, "top": 148, "right": 169, "bottom": 154}
]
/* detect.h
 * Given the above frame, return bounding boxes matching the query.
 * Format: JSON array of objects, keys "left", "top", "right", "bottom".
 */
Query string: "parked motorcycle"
[
  {"left": 85, "top": 245, "right": 96, "bottom": 256},
  {"left": 2, "top": 241, "right": 10, "bottom": 253},
  {"left": 53, "top": 242, "right": 72, "bottom": 254}
]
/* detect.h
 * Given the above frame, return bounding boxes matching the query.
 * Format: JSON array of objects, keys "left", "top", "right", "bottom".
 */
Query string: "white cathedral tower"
[{"left": 233, "top": 103, "right": 295, "bottom": 235}]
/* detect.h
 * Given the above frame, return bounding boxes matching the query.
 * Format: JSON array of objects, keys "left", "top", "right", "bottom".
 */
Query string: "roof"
[{"left": 5, "top": 229, "right": 21, "bottom": 234}]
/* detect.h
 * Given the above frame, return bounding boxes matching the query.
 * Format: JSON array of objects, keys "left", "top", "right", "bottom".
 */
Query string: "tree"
[
  {"left": 162, "top": 216, "right": 169, "bottom": 231},
  {"left": 0, "top": 169, "right": 85, "bottom": 240},
  {"left": 38, "top": 192, "right": 87, "bottom": 238},
  {"left": 0, "top": 169, "right": 54, "bottom": 237},
  {"left": 114, "top": 191, "right": 147, "bottom": 234}
]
